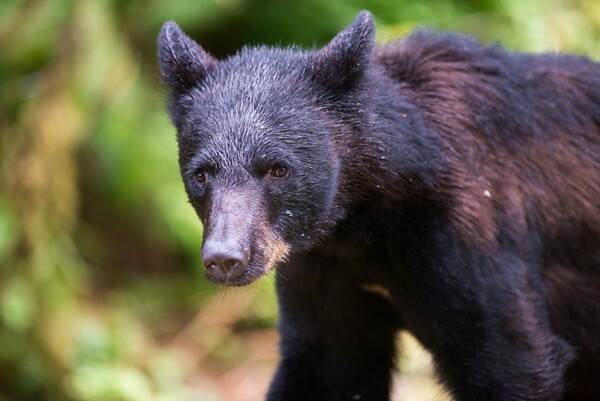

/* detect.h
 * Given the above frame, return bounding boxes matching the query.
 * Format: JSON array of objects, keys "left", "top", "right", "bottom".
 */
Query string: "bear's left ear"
[
  {"left": 157, "top": 21, "right": 218, "bottom": 93},
  {"left": 313, "top": 10, "right": 375, "bottom": 89}
]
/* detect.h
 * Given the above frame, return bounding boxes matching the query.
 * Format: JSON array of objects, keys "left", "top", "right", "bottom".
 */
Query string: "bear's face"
[
  {"left": 158, "top": 14, "right": 374, "bottom": 285},
  {"left": 176, "top": 56, "right": 341, "bottom": 285}
]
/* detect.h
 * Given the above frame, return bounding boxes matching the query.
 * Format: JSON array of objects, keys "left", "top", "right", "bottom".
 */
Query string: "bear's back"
[{"left": 375, "top": 30, "right": 600, "bottom": 242}]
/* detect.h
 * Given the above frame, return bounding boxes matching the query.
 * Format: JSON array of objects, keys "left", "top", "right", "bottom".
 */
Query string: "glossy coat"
[{"left": 158, "top": 11, "right": 600, "bottom": 400}]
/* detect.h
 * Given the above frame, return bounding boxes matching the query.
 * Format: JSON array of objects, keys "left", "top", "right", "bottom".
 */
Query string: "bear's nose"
[{"left": 201, "top": 240, "right": 249, "bottom": 282}]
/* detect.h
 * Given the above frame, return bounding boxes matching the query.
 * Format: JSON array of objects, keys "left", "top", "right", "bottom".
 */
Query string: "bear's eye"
[
  {"left": 193, "top": 169, "right": 207, "bottom": 184},
  {"left": 270, "top": 164, "right": 289, "bottom": 178}
]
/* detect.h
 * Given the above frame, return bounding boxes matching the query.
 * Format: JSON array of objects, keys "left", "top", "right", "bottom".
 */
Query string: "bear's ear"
[
  {"left": 157, "top": 21, "right": 218, "bottom": 92},
  {"left": 313, "top": 10, "right": 375, "bottom": 89}
]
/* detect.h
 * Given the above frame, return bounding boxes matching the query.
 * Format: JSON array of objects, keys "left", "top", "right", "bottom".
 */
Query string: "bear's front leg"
[
  {"left": 267, "top": 252, "right": 402, "bottom": 401},
  {"left": 392, "top": 244, "right": 575, "bottom": 401}
]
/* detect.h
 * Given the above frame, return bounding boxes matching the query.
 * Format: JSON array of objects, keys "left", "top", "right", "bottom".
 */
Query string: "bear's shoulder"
[{"left": 374, "top": 29, "right": 514, "bottom": 84}]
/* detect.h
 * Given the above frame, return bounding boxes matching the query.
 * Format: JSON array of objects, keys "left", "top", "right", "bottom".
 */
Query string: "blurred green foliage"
[{"left": 1, "top": 1, "right": 599, "bottom": 400}]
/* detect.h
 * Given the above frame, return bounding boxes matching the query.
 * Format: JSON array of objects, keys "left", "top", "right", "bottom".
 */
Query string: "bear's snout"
[{"left": 202, "top": 238, "right": 250, "bottom": 283}]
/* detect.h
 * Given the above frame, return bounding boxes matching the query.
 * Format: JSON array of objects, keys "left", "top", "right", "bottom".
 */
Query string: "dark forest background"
[{"left": 1, "top": 0, "right": 599, "bottom": 400}]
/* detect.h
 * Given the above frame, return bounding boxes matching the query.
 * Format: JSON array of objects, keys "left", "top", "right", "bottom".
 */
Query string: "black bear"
[{"left": 157, "top": 11, "right": 600, "bottom": 401}]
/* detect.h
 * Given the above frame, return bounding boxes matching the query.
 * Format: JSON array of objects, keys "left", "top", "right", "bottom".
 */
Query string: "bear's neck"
[{"left": 335, "top": 69, "right": 450, "bottom": 210}]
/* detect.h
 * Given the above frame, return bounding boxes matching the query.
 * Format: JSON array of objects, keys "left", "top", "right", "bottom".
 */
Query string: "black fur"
[{"left": 158, "top": 11, "right": 600, "bottom": 400}]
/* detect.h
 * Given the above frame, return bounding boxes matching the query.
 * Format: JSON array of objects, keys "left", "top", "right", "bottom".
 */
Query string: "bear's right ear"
[
  {"left": 312, "top": 11, "right": 375, "bottom": 89},
  {"left": 157, "top": 21, "right": 217, "bottom": 92}
]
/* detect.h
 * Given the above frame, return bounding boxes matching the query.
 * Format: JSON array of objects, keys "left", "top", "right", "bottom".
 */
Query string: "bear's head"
[{"left": 158, "top": 11, "right": 375, "bottom": 285}]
